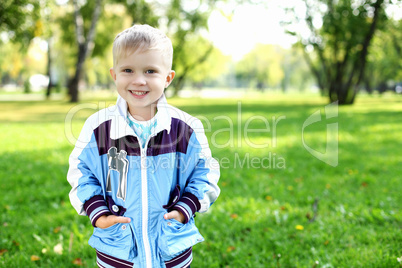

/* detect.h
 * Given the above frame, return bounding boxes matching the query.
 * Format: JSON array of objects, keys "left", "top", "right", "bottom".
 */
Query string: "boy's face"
[{"left": 110, "top": 49, "right": 175, "bottom": 120}]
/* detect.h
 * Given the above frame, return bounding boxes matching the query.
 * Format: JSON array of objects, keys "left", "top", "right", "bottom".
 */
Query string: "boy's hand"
[
  {"left": 95, "top": 215, "right": 131, "bottom": 229},
  {"left": 164, "top": 210, "right": 185, "bottom": 223}
]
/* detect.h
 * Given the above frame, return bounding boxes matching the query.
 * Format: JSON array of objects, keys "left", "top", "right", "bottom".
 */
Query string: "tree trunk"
[
  {"left": 69, "top": 44, "right": 87, "bottom": 102},
  {"left": 334, "top": 0, "right": 384, "bottom": 105},
  {"left": 364, "top": 77, "right": 373, "bottom": 94},
  {"left": 46, "top": 38, "right": 53, "bottom": 99},
  {"left": 68, "top": 0, "right": 102, "bottom": 103}
]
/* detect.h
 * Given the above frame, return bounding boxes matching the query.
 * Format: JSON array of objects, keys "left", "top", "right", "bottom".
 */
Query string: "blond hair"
[{"left": 112, "top": 24, "right": 173, "bottom": 70}]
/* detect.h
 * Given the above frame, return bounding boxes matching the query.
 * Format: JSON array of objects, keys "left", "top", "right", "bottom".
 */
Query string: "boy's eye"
[
  {"left": 146, "top": 70, "right": 156, "bottom": 74},
  {"left": 123, "top": 69, "right": 132, "bottom": 73}
]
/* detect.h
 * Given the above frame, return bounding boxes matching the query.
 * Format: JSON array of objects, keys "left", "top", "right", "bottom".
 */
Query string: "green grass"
[{"left": 0, "top": 92, "right": 401, "bottom": 267}]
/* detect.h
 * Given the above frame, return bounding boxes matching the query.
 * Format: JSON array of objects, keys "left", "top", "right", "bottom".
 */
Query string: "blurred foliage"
[
  {"left": 235, "top": 44, "right": 314, "bottom": 91},
  {"left": 366, "top": 18, "right": 402, "bottom": 92},
  {"left": 0, "top": 0, "right": 401, "bottom": 101},
  {"left": 0, "top": 39, "right": 47, "bottom": 85},
  {"left": 57, "top": 1, "right": 129, "bottom": 59},
  {"left": 117, "top": 0, "right": 160, "bottom": 27},
  {"left": 173, "top": 35, "right": 231, "bottom": 87},
  {"left": 0, "top": 42, "right": 24, "bottom": 82},
  {"left": 165, "top": 0, "right": 220, "bottom": 93},
  {"left": 236, "top": 44, "right": 285, "bottom": 90},
  {"left": 282, "top": 46, "right": 314, "bottom": 92},
  {"left": 0, "top": 0, "right": 41, "bottom": 46}
]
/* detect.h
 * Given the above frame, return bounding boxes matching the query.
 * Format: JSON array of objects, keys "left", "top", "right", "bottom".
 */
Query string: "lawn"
[{"left": 0, "top": 92, "right": 401, "bottom": 267}]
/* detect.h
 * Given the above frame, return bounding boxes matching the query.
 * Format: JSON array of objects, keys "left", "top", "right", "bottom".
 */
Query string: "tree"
[
  {"left": 62, "top": 0, "right": 164, "bottom": 101},
  {"left": 36, "top": 0, "right": 58, "bottom": 98},
  {"left": 285, "top": 0, "right": 391, "bottom": 104},
  {"left": 181, "top": 36, "right": 230, "bottom": 87},
  {"left": 68, "top": 0, "right": 103, "bottom": 103},
  {"left": 162, "top": 0, "right": 220, "bottom": 95}
]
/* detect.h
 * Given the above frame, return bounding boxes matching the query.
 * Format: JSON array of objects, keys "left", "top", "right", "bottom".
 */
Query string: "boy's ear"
[
  {"left": 165, "top": 70, "right": 175, "bottom": 88},
  {"left": 109, "top": 68, "right": 116, "bottom": 81}
]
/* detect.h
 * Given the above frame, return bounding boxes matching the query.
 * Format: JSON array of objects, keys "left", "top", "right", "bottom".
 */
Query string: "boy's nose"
[{"left": 131, "top": 74, "right": 146, "bottom": 86}]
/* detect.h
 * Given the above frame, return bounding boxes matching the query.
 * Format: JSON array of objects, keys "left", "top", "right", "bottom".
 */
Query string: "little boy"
[{"left": 67, "top": 24, "right": 220, "bottom": 268}]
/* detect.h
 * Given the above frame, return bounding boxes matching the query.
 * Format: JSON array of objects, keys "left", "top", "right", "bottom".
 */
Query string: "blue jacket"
[{"left": 67, "top": 95, "right": 220, "bottom": 267}]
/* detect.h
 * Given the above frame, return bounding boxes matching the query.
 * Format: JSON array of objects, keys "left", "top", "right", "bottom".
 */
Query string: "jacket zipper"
[
  {"left": 128, "top": 118, "right": 159, "bottom": 267},
  {"left": 125, "top": 127, "right": 153, "bottom": 268},
  {"left": 141, "top": 133, "right": 158, "bottom": 268}
]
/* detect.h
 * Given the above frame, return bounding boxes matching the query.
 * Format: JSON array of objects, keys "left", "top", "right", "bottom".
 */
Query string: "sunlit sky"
[
  {"left": 53, "top": 0, "right": 402, "bottom": 62},
  {"left": 207, "top": 1, "right": 300, "bottom": 61},
  {"left": 207, "top": 0, "right": 402, "bottom": 61}
]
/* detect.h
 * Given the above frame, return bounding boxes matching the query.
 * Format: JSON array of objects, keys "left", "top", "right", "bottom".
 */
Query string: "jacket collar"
[{"left": 110, "top": 94, "right": 172, "bottom": 140}]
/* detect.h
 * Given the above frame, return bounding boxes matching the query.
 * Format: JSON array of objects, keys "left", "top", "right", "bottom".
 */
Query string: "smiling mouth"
[{"left": 129, "top": 90, "right": 149, "bottom": 96}]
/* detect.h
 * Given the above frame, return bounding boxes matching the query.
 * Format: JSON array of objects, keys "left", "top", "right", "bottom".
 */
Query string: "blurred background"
[
  {"left": 1, "top": 0, "right": 402, "bottom": 267},
  {"left": 1, "top": 0, "right": 401, "bottom": 104}
]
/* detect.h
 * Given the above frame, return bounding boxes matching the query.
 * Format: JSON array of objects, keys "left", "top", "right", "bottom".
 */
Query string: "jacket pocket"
[
  {"left": 89, "top": 222, "right": 137, "bottom": 261},
  {"left": 158, "top": 216, "right": 204, "bottom": 261}
]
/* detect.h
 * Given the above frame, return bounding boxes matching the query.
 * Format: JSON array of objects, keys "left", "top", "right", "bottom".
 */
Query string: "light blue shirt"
[{"left": 127, "top": 113, "right": 158, "bottom": 148}]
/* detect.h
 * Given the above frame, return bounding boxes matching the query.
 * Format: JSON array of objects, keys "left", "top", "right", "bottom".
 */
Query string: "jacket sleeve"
[
  {"left": 67, "top": 118, "right": 111, "bottom": 227},
  {"left": 172, "top": 119, "right": 220, "bottom": 224}
]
